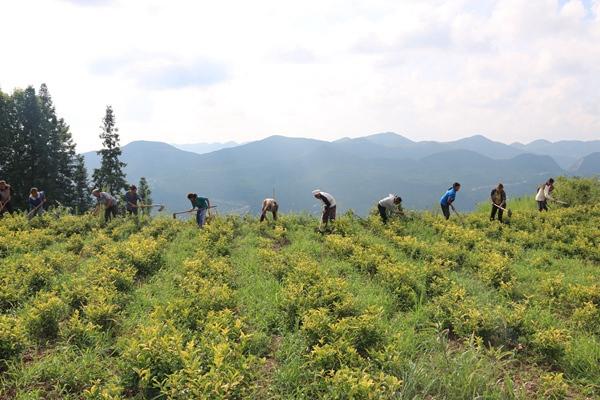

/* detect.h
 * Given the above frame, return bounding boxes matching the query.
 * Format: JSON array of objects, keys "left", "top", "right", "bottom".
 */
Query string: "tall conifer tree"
[
  {"left": 92, "top": 106, "right": 127, "bottom": 195},
  {"left": 138, "top": 177, "right": 152, "bottom": 215}
]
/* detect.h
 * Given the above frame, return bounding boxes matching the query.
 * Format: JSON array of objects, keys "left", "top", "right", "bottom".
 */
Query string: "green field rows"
[{"left": 0, "top": 203, "right": 599, "bottom": 399}]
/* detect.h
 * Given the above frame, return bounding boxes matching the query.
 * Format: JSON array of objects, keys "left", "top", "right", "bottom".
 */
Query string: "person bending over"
[
  {"left": 440, "top": 182, "right": 461, "bottom": 220},
  {"left": 260, "top": 198, "right": 279, "bottom": 222},
  {"left": 377, "top": 194, "right": 402, "bottom": 224},
  {"left": 187, "top": 193, "right": 210, "bottom": 228}
]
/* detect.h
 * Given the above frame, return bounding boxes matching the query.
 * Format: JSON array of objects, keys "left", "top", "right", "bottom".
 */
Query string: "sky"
[{"left": 1, "top": 0, "right": 600, "bottom": 152}]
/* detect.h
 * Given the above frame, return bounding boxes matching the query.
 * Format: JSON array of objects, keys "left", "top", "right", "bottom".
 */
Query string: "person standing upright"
[
  {"left": 0, "top": 180, "right": 13, "bottom": 217},
  {"left": 490, "top": 183, "right": 507, "bottom": 222}
]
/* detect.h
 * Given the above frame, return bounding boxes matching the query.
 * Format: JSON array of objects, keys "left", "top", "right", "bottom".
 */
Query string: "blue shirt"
[
  {"left": 440, "top": 188, "right": 456, "bottom": 206},
  {"left": 28, "top": 191, "right": 45, "bottom": 209}
]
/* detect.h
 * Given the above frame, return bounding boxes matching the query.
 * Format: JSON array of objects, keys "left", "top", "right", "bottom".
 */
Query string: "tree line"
[{"left": 0, "top": 84, "right": 150, "bottom": 213}]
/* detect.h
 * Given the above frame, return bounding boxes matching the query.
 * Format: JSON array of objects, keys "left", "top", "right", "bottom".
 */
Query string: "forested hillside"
[{"left": 1, "top": 182, "right": 598, "bottom": 399}]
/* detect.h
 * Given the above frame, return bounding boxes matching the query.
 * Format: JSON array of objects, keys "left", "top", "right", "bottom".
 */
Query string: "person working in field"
[
  {"left": 377, "top": 194, "right": 402, "bottom": 224},
  {"left": 440, "top": 182, "right": 461, "bottom": 220},
  {"left": 92, "top": 189, "right": 119, "bottom": 222},
  {"left": 187, "top": 193, "right": 211, "bottom": 228},
  {"left": 490, "top": 183, "right": 507, "bottom": 222},
  {"left": 28, "top": 188, "right": 47, "bottom": 217},
  {"left": 125, "top": 184, "right": 144, "bottom": 216},
  {"left": 0, "top": 180, "right": 13, "bottom": 217},
  {"left": 260, "top": 198, "right": 279, "bottom": 222},
  {"left": 535, "top": 178, "right": 554, "bottom": 212},
  {"left": 312, "top": 189, "right": 336, "bottom": 229}
]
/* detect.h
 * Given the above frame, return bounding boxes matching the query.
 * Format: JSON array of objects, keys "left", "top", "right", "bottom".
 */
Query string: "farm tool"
[
  {"left": 128, "top": 202, "right": 165, "bottom": 212},
  {"left": 172, "top": 205, "right": 217, "bottom": 219},
  {"left": 492, "top": 203, "right": 513, "bottom": 218},
  {"left": 27, "top": 199, "right": 47, "bottom": 220},
  {"left": 450, "top": 204, "right": 465, "bottom": 222}
]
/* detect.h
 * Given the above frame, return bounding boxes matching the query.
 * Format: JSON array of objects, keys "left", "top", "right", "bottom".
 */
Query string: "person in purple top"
[{"left": 440, "top": 182, "right": 460, "bottom": 220}]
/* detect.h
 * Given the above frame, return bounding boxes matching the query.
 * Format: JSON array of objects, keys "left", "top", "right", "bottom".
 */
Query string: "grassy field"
[{"left": 0, "top": 184, "right": 599, "bottom": 398}]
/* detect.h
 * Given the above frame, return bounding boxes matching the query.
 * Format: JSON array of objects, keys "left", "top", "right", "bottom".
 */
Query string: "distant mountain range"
[
  {"left": 171, "top": 141, "right": 239, "bottom": 154},
  {"left": 83, "top": 133, "right": 600, "bottom": 215}
]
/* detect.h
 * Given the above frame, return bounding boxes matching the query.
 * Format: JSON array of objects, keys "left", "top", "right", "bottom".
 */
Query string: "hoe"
[
  {"left": 172, "top": 206, "right": 217, "bottom": 219},
  {"left": 128, "top": 202, "right": 165, "bottom": 212},
  {"left": 492, "top": 203, "right": 513, "bottom": 218}
]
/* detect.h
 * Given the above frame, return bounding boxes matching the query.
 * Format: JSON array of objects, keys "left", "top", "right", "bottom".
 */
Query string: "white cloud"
[{"left": 0, "top": 0, "right": 599, "bottom": 152}]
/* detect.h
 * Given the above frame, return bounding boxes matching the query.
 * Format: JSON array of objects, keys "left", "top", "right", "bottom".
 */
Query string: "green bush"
[
  {"left": 553, "top": 176, "right": 600, "bottom": 206},
  {"left": 24, "top": 293, "right": 68, "bottom": 341},
  {"left": 0, "top": 315, "right": 27, "bottom": 368}
]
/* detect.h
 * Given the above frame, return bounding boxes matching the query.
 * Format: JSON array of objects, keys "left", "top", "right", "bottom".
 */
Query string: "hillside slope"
[{"left": 1, "top": 201, "right": 598, "bottom": 398}]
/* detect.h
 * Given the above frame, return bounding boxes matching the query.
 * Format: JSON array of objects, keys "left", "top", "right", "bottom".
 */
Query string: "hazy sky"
[{"left": 1, "top": 0, "right": 599, "bottom": 151}]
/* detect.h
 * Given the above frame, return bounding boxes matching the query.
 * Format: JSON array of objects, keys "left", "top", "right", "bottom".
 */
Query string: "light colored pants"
[{"left": 196, "top": 208, "right": 207, "bottom": 228}]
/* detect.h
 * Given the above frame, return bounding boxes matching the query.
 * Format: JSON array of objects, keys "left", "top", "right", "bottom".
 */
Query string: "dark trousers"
[
  {"left": 104, "top": 205, "right": 118, "bottom": 222},
  {"left": 260, "top": 205, "right": 278, "bottom": 222},
  {"left": 322, "top": 205, "right": 336, "bottom": 224},
  {"left": 441, "top": 204, "right": 450, "bottom": 220},
  {"left": 490, "top": 204, "right": 504, "bottom": 221},
  {"left": 260, "top": 210, "right": 278, "bottom": 222},
  {"left": 0, "top": 201, "right": 13, "bottom": 217},
  {"left": 378, "top": 204, "right": 388, "bottom": 223},
  {"left": 537, "top": 200, "right": 548, "bottom": 212},
  {"left": 127, "top": 208, "right": 139, "bottom": 216}
]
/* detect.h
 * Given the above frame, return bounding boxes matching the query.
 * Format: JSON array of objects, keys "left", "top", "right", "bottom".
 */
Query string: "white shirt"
[
  {"left": 318, "top": 191, "right": 336, "bottom": 207},
  {"left": 262, "top": 198, "right": 277, "bottom": 211},
  {"left": 535, "top": 185, "right": 553, "bottom": 202},
  {"left": 378, "top": 194, "right": 397, "bottom": 211},
  {"left": 97, "top": 192, "right": 117, "bottom": 206}
]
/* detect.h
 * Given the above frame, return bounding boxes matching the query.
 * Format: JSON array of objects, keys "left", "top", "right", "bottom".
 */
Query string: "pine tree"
[
  {"left": 0, "top": 89, "right": 17, "bottom": 180},
  {"left": 0, "top": 85, "right": 91, "bottom": 212},
  {"left": 72, "top": 155, "right": 92, "bottom": 213},
  {"left": 138, "top": 177, "right": 152, "bottom": 215},
  {"left": 38, "top": 84, "right": 88, "bottom": 207},
  {"left": 9, "top": 86, "right": 46, "bottom": 208},
  {"left": 92, "top": 106, "right": 127, "bottom": 195}
]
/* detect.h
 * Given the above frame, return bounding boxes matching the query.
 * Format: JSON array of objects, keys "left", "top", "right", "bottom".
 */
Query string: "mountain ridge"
[{"left": 81, "top": 133, "right": 595, "bottom": 215}]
